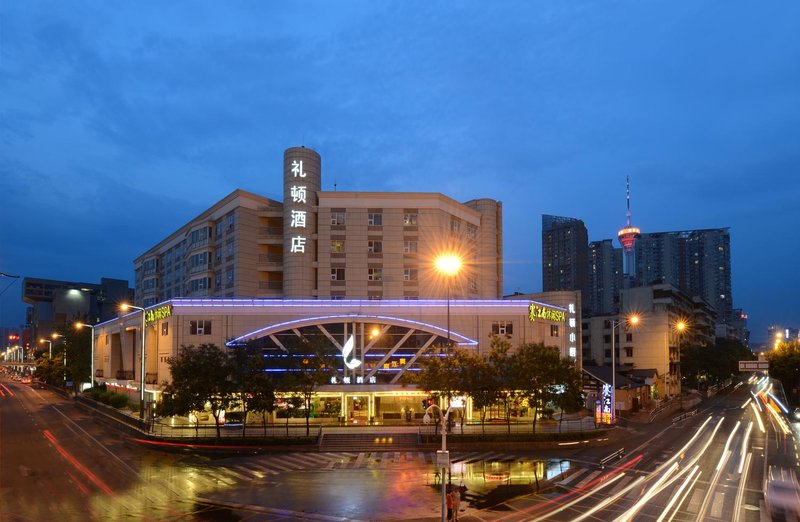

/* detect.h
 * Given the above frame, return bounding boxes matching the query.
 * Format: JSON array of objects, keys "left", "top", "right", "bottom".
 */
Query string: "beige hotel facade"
[{"left": 97, "top": 146, "right": 581, "bottom": 422}]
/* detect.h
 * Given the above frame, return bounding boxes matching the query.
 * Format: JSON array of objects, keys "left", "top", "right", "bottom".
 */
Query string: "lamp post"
[
  {"left": 121, "top": 303, "right": 147, "bottom": 419},
  {"left": 75, "top": 322, "right": 97, "bottom": 389},
  {"left": 434, "top": 254, "right": 462, "bottom": 354},
  {"left": 424, "top": 402, "right": 461, "bottom": 522},
  {"left": 611, "top": 314, "right": 639, "bottom": 424},
  {"left": 40, "top": 338, "right": 53, "bottom": 359}
]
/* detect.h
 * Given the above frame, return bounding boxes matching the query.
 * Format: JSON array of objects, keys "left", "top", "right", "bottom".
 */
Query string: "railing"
[
  {"left": 258, "top": 281, "right": 283, "bottom": 291},
  {"left": 599, "top": 448, "right": 625, "bottom": 469},
  {"left": 115, "top": 370, "right": 134, "bottom": 380},
  {"left": 149, "top": 420, "right": 323, "bottom": 439},
  {"left": 262, "top": 253, "right": 281, "bottom": 262},
  {"left": 95, "top": 369, "right": 104, "bottom": 378},
  {"left": 258, "top": 227, "right": 283, "bottom": 237},
  {"left": 187, "top": 238, "right": 210, "bottom": 252}
]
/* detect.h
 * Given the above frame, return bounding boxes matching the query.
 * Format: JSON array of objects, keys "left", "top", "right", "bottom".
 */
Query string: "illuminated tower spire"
[{"left": 617, "top": 176, "right": 640, "bottom": 284}]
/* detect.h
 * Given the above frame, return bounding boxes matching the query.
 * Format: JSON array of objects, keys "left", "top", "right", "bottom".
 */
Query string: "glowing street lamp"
[
  {"left": 39, "top": 338, "right": 53, "bottom": 359},
  {"left": 611, "top": 314, "right": 639, "bottom": 424},
  {"left": 121, "top": 303, "right": 147, "bottom": 419},
  {"left": 75, "top": 322, "right": 97, "bottom": 389},
  {"left": 434, "top": 254, "right": 462, "bottom": 354}
]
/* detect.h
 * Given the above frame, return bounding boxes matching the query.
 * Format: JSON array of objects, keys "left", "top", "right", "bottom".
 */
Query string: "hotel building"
[{"left": 94, "top": 146, "right": 577, "bottom": 422}]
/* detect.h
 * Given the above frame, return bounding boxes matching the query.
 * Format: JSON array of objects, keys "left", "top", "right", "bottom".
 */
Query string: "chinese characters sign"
[
  {"left": 568, "top": 303, "right": 577, "bottom": 359},
  {"left": 595, "top": 383, "right": 613, "bottom": 425},
  {"left": 289, "top": 160, "right": 308, "bottom": 254},
  {"left": 528, "top": 303, "right": 566, "bottom": 323},
  {"left": 145, "top": 305, "right": 172, "bottom": 325}
]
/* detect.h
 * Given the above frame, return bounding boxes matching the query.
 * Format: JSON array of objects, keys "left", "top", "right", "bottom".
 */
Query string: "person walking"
[
  {"left": 446, "top": 487, "right": 453, "bottom": 521},
  {"left": 452, "top": 486, "right": 461, "bottom": 521}
]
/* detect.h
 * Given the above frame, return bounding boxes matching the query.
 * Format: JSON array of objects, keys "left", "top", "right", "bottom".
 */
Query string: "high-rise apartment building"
[
  {"left": 542, "top": 215, "right": 588, "bottom": 307},
  {"left": 635, "top": 228, "right": 732, "bottom": 335},
  {"left": 588, "top": 239, "right": 623, "bottom": 316},
  {"left": 134, "top": 146, "right": 503, "bottom": 305}
]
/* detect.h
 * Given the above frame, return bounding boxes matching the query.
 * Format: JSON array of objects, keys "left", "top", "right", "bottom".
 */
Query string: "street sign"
[
  {"left": 436, "top": 450, "right": 450, "bottom": 467},
  {"left": 738, "top": 361, "right": 768, "bottom": 372}
]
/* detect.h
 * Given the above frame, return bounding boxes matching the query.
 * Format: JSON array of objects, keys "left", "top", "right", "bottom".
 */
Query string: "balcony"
[
  {"left": 145, "top": 373, "right": 158, "bottom": 385},
  {"left": 186, "top": 238, "right": 210, "bottom": 253},
  {"left": 115, "top": 370, "right": 134, "bottom": 380},
  {"left": 257, "top": 253, "right": 283, "bottom": 271},
  {"left": 95, "top": 369, "right": 104, "bottom": 378},
  {"left": 257, "top": 205, "right": 283, "bottom": 218},
  {"left": 258, "top": 227, "right": 283, "bottom": 245},
  {"left": 258, "top": 281, "right": 283, "bottom": 291}
]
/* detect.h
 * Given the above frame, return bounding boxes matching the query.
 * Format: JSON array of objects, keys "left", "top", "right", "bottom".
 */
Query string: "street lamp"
[
  {"left": 774, "top": 331, "right": 783, "bottom": 351},
  {"left": 434, "top": 254, "right": 462, "bottom": 354},
  {"left": 39, "top": 338, "right": 53, "bottom": 359},
  {"left": 663, "top": 320, "right": 688, "bottom": 400},
  {"left": 611, "top": 314, "right": 639, "bottom": 424},
  {"left": 74, "top": 322, "right": 97, "bottom": 389},
  {"left": 423, "top": 402, "right": 461, "bottom": 522},
  {"left": 121, "top": 303, "right": 147, "bottom": 419}
]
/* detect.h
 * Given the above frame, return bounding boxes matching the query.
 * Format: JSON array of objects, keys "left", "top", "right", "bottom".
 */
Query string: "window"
[
  {"left": 190, "top": 228, "right": 208, "bottom": 244},
  {"left": 189, "top": 277, "right": 209, "bottom": 291},
  {"left": 605, "top": 349, "right": 611, "bottom": 359},
  {"left": 368, "top": 240, "right": 382, "bottom": 254},
  {"left": 216, "top": 221, "right": 224, "bottom": 237},
  {"left": 143, "top": 278, "right": 156, "bottom": 290},
  {"left": 226, "top": 213, "right": 235, "bottom": 231},
  {"left": 603, "top": 334, "right": 611, "bottom": 343},
  {"left": 215, "top": 272, "right": 222, "bottom": 289},
  {"left": 161, "top": 322, "right": 169, "bottom": 336},
  {"left": 190, "top": 320, "right": 212, "bottom": 335},
  {"left": 404, "top": 213, "right": 418, "bottom": 226},
  {"left": 190, "top": 252, "right": 208, "bottom": 268},
  {"left": 404, "top": 268, "right": 418, "bottom": 281},
  {"left": 331, "top": 212, "right": 346, "bottom": 226},
  {"left": 226, "top": 243, "right": 234, "bottom": 258},
  {"left": 404, "top": 240, "right": 418, "bottom": 253},
  {"left": 368, "top": 213, "right": 382, "bottom": 226},
  {"left": 331, "top": 268, "right": 345, "bottom": 281},
  {"left": 624, "top": 347, "right": 633, "bottom": 357},
  {"left": 226, "top": 268, "right": 234, "bottom": 285},
  {"left": 368, "top": 268, "right": 383, "bottom": 281},
  {"left": 450, "top": 219, "right": 460, "bottom": 233},
  {"left": 143, "top": 259, "right": 157, "bottom": 271},
  {"left": 331, "top": 294, "right": 345, "bottom": 300},
  {"left": 551, "top": 325, "right": 560, "bottom": 337},
  {"left": 215, "top": 249, "right": 222, "bottom": 264},
  {"left": 331, "top": 240, "right": 345, "bottom": 253},
  {"left": 468, "top": 276, "right": 477, "bottom": 292},
  {"left": 492, "top": 321, "right": 513, "bottom": 335},
  {"left": 466, "top": 224, "right": 478, "bottom": 240},
  {"left": 625, "top": 333, "right": 633, "bottom": 342}
]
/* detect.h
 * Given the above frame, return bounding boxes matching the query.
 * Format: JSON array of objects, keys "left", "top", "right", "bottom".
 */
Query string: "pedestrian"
[
  {"left": 452, "top": 486, "right": 461, "bottom": 521},
  {"left": 446, "top": 487, "right": 453, "bottom": 521}
]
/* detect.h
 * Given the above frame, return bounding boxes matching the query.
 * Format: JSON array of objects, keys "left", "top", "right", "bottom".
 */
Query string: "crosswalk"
[{"left": 205, "top": 450, "right": 528, "bottom": 482}]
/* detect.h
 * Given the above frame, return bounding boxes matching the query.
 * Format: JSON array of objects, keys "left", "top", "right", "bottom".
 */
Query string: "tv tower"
[{"left": 617, "top": 176, "right": 640, "bottom": 285}]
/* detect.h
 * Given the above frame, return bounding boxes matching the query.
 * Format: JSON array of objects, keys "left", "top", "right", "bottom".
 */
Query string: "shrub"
[{"left": 107, "top": 393, "right": 129, "bottom": 409}]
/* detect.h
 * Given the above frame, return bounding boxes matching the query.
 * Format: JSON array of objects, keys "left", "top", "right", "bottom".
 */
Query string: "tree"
[
  {"left": 274, "top": 337, "right": 336, "bottom": 436},
  {"left": 487, "top": 336, "right": 519, "bottom": 434},
  {"left": 768, "top": 340, "right": 800, "bottom": 406},
  {"left": 681, "top": 338, "right": 755, "bottom": 388},
  {"left": 457, "top": 349, "right": 500, "bottom": 434},
  {"left": 159, "top": 344, "right": 237, "bottom": 441},
  {"left": 553, "top": 358, "right": 584, "bottom": 433},
  {"left": 515, "top": 343, "right": 563, "bottom": 433},
  {"left": 228, "top": 348, "right": 273, "bottom": 437}
]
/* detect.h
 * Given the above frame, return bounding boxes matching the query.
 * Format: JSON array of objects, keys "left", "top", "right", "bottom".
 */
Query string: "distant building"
[
  {"left": 730, "top": 309, "right": 750, "bottom": 347},
  {"left": 541, "top": 215, "right": 588, "bottom": 309},
  {"left": 635, "top": 228, "right": 732, "bottom": 335},
  {"left": 582, "top": 283, "right": 715, "bottom": 398},
  {"left": 21, "top": 277, "right": 134, "bottom": 347},
  {"left": 134, "top": 146, "right": 503, "bottom": 305},
  {"left": 506, "top": 290, "right": 582, "bottom": 365},
  {"left": 588, "top": 239, "right": 623, "bottom": 316}
]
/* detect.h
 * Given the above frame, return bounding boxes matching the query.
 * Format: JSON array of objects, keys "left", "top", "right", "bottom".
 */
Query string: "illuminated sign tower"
[
  {"left": 283, "top": 146, "right": 321, "bottom": 297},
  {"left": 616, "top": 176, "right": 640, "bottom": 286}
]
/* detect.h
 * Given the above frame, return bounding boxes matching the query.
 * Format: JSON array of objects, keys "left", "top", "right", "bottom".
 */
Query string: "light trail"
[
  {"left": 42, "top": 429, "right": 115, "bottom": 496},
  {"left": 738, "top": 421, "right": 753, "bottom": 474},
  {"left": 527, "top": 472, "right": 626, "bottom": 522},
  {"left": 732, "top": 451, "right": 752, "bottom": 522},
  {"left": 750, "top": 402, "right": 765, "bottom": 433},
  {"left": 696, "top": 421, "right": 740, "bottom": 521},
  {"left": 655, "top": 465, "right": 699, "bottom": 522},
  {"left": 614, "top": 462, "right": 679, "bottom": 522},
  {"left": 740, "top": 397, "right": 751, "bottom": 409},
  {"left": 666, "top": 468, "right": 702, "bottom": 522},
  {"left": 570, "top": 476, "right": 645, "bottom": 522}
]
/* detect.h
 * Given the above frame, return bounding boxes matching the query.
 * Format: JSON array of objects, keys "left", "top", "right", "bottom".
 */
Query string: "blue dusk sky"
[{"left": 1, "top": 2, "right": 799, "bottom": 343}]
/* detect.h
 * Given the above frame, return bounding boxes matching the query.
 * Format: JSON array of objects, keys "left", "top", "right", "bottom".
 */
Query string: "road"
[{"left": 2, "top": 373, "right": 797, "bottom": 521}]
